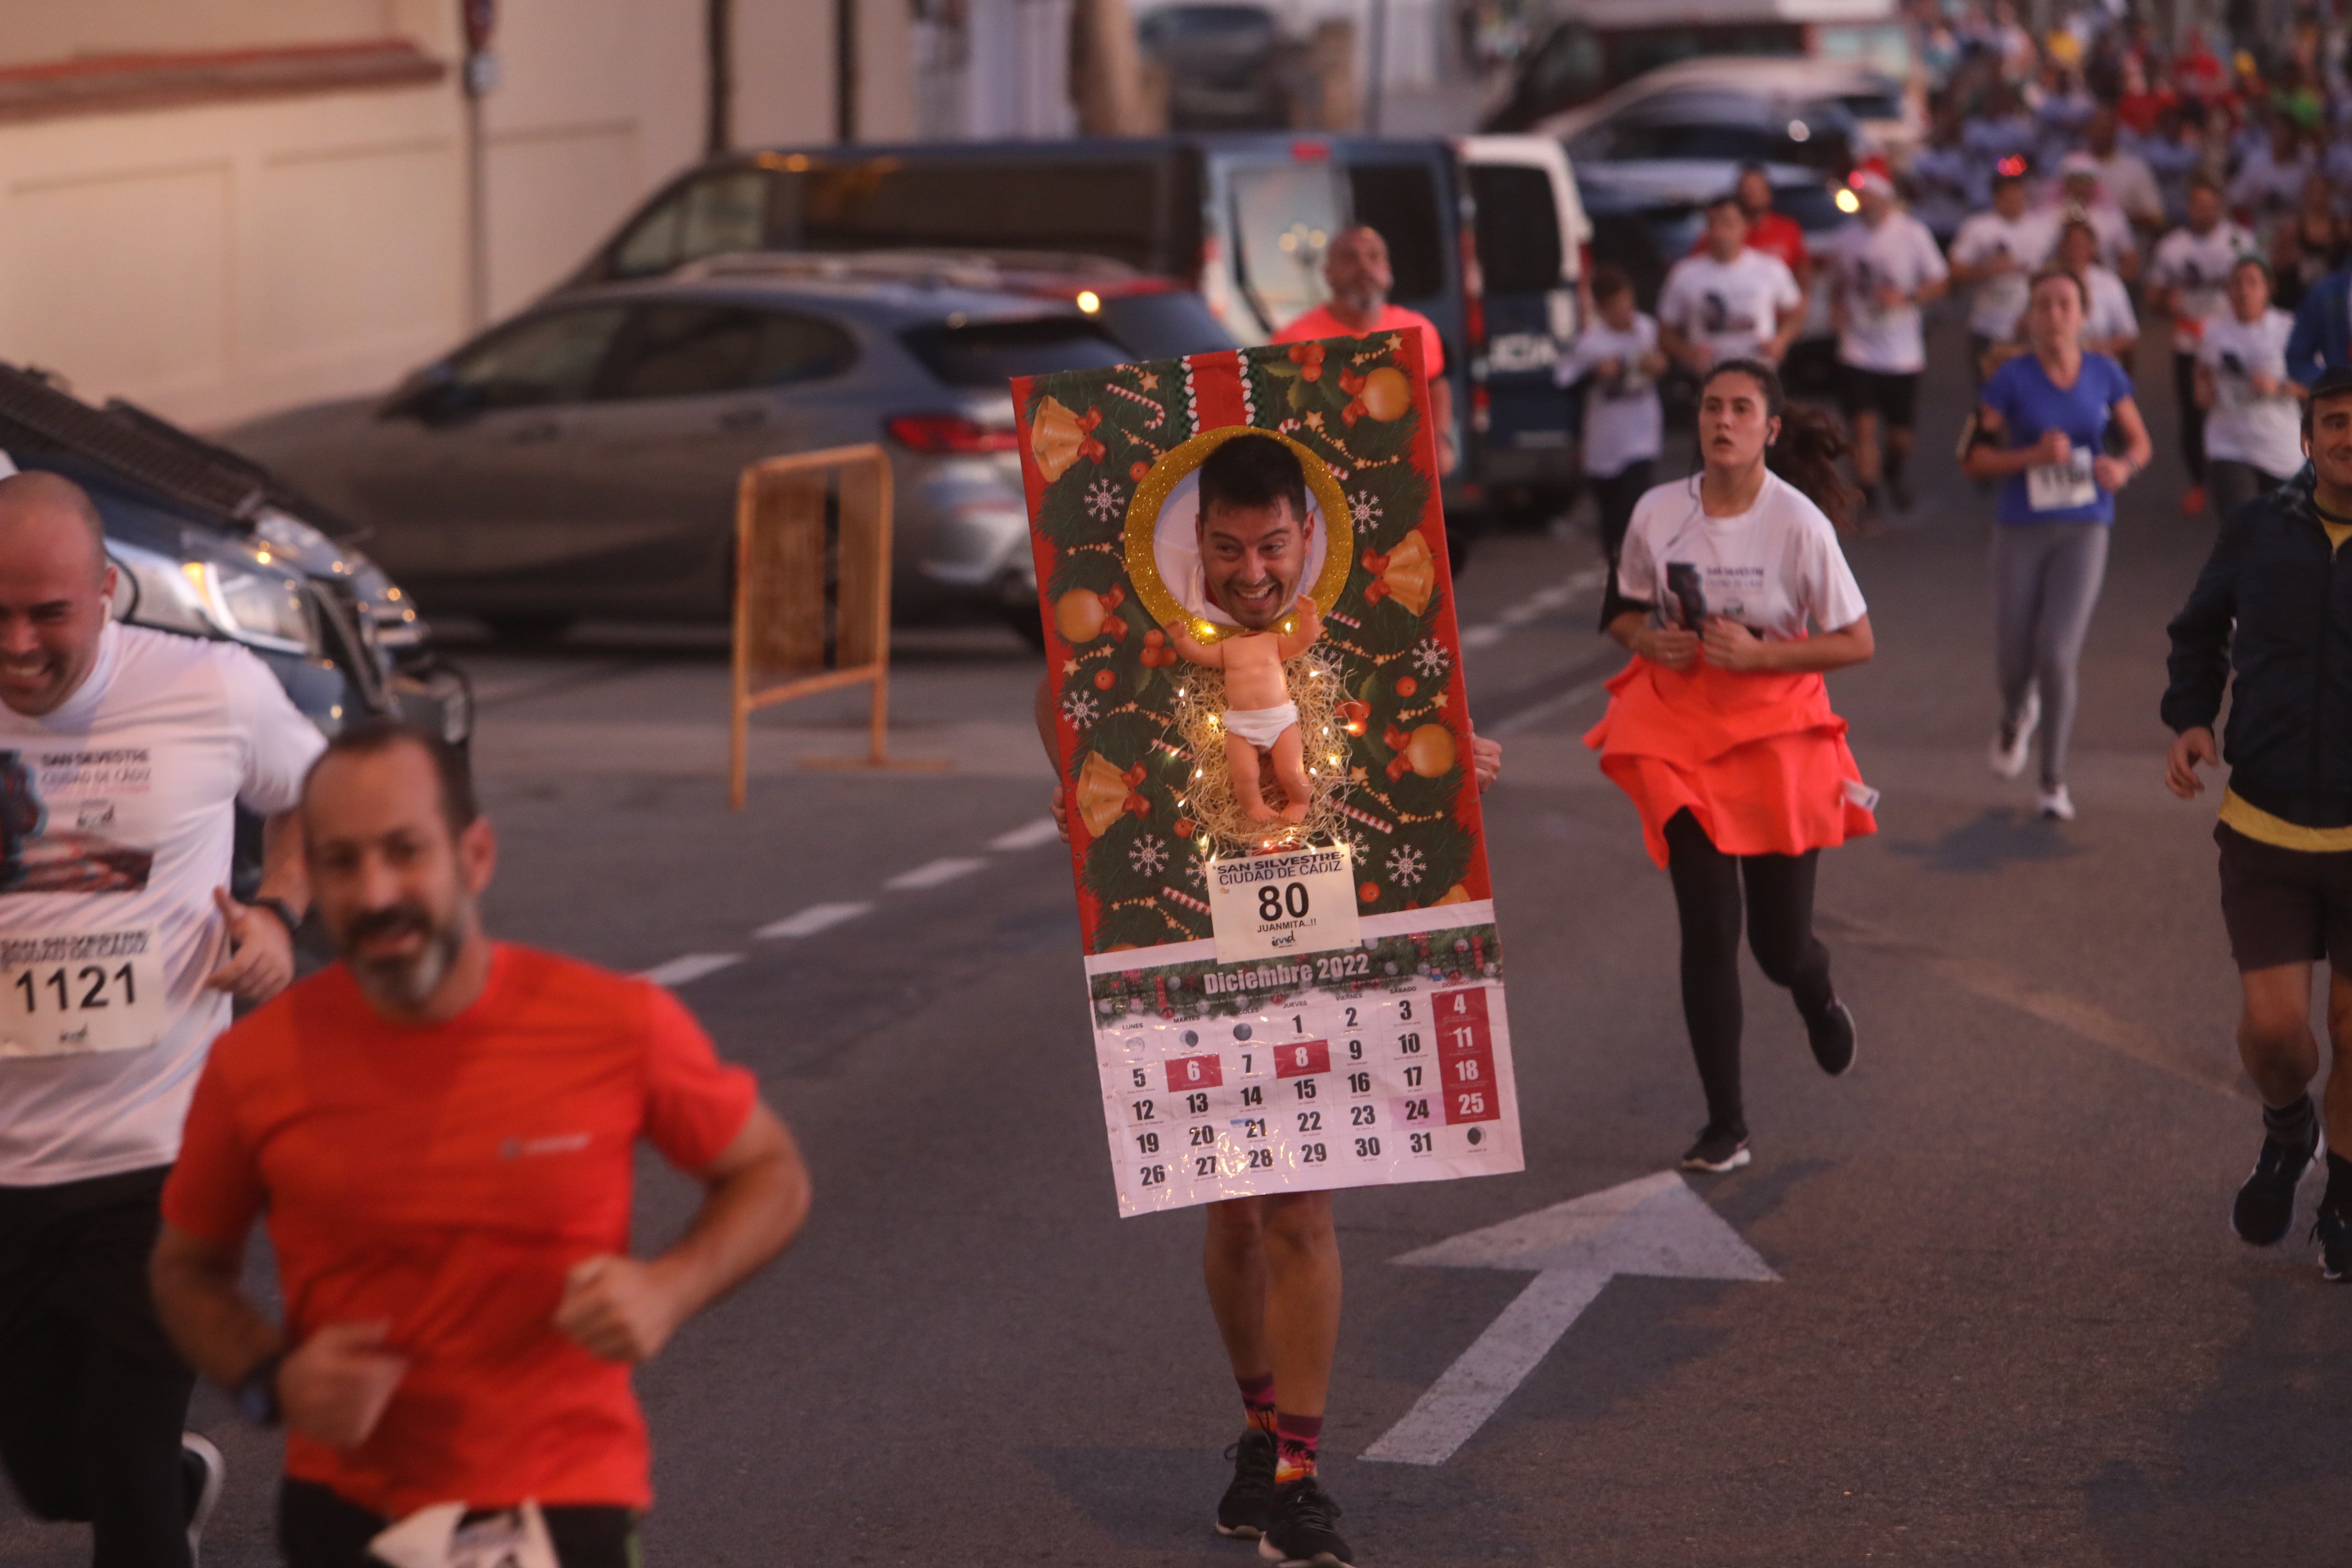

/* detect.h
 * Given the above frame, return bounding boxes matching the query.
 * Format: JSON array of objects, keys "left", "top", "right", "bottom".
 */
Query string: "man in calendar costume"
[{"left": 1030, "top": 338, "right": 1505, "bottom": 1561}]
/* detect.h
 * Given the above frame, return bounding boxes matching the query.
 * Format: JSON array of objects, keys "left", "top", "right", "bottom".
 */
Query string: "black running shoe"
[
  {"left": 2232, "top": 1123, "right": 2319, "bottom": 1246},
  {"left": 2317, "top": 1204, "right": 2352, "bottom": 1282},
  {"left": 1680, "top": 1123, "right": 1750, "bottom": 1173},
  {"left": 1216, "top": 1427, "right": 1278, "bottom": 1539},
  {"left": 1805, "top": 996, "right": 1856, "bottom": 1077},
  {"left": 182, "top": 1433, "right": 224, "bottom": 1567},
  {"left": 1257, "top": 1476, "right": 1352, "bottom": 1567}
]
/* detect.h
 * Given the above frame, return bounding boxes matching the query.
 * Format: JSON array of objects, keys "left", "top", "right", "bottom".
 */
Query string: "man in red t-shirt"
[
  {"left": 1691, "top": 164, "right": 1814, "bottom": 298},
  {"left": 149, "top": 721, "right": 809, "bottom": 1568},
  {"left": 1272, "top": 226, "right": 1458, "bottom": 473}
]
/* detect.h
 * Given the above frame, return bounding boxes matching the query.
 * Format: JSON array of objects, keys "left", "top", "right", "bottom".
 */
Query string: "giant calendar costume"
[{"left": 1016, "top": 336, "right": 1522, "bottom": 1217}]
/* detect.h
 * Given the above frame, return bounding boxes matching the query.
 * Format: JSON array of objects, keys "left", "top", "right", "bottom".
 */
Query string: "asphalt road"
[{"left": 7, "top": 313, "right": 2347, "bottom": 1567}]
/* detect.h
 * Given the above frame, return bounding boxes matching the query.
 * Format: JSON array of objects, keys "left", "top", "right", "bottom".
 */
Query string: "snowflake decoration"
[
  {"left": 1129, "top": 835, "right": 1170, "bottom": 875},
  {"left": 1349, "top": 490, "right": 1382, "bottom": 527},
  {"left": 1085, "top": 478, "right": 1125, "bottom": 522},
  {"left": 1385, "top": 845, "right": 1426, "bottom": 888},
  {"left": 1412, "top": 639, "right": 1452, "bottom": 679},
  {"left": 1185, "top": 851, "right": 1208, "bottom": 889},
  {"left": 1061, "top": 690, "right": 1099, "bottom": 728},
  {"left": 1340, "top": 829, "right": 1371, "bottom": 869}
]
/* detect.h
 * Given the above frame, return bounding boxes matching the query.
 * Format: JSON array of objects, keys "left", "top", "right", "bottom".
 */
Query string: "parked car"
[
  {"left": 1574, "top": 159, "right": 1852, "bottom": 386},
  {"left": 1482, "top": 0, "right": 1914, "bottom": 130},
  {"left": 1542, "top": 56, "right": 1919, "bottom": 170},
  {"left": 223, "top": 263, "right": 1155, "bottom": 641},
  {"left": 1138, "top": 4, "right": 1293, "bottom": 129},
  {"left": 561, "top": 133, "right": 1590, "bottom": 521},
  {"left": 1554, "top": 84, "right": 1861, "bottom": 180},
  {"left": 0, "top": 359, "right": 471, "bottom": 891}
]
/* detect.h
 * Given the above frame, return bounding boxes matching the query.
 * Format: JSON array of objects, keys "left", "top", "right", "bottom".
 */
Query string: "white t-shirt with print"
[
  {"left": 1826, "top": 210, "right": 1950, "bottom": 374},
  {"left": 2148, "top": 220, "right": 2260, "bottom": 352},
  {"left": 0, "top": 623, "right": 324, "bottom": 1184},
  {"left": 1616, "top": 471, "right": 1869, "bottom": 642},
  {"left": 2199, "top": 307, "right": 2305, "bottom": 479},
  {"left": 1556, "top": 313, "right": 1663, "bottom": 478},
  {"left": 1656, "top": 250, "right": 1802, "bottom": 367},
  {"left": 2082, "top": 263, "right": 2139, "bottom": 349},
  {"left": 1950, "top": 209, "right": 2057, "bottom": 338}
]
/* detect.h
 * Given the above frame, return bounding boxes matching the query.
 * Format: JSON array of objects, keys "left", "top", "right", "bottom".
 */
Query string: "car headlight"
[
  {"left": 108, "top": 542, "right": 317, "bottom": 655},
  {"left": 191, "top": 561, "right": 313, "bottom": 652}
]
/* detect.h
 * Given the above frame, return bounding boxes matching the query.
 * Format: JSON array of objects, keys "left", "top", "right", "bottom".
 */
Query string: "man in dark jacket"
[
  {"left": 2165, "top": 364, "right": 2352, "bottom": 1278},
  {"left": 2287, "top": 265, "right": 2352, "bottom": 386}
]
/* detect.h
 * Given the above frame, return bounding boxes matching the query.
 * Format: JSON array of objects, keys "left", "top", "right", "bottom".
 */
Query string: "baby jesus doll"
[
  {"left": 1173, "top": 595, "right": 1325, "bottom": 822},
  {"left": 1170, "top": 434, "right": 1327, "bottom": 823}
]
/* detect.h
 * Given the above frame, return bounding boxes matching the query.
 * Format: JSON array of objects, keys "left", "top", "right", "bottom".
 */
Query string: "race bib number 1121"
[{"left": 0, "top": 929, "right": 166, "bottom": 1058}]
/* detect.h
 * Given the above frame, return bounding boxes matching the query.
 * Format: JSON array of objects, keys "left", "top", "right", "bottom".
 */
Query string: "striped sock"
[
  {"left": 1273, "top": 1412, "right": 1322, "bottom": 1485},
  {"left": 1238, "top": 1372, "right": 1278, "bottom": 1435}
]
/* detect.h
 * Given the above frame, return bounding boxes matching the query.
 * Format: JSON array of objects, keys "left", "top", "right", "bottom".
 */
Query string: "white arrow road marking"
[
  {"left": 884, "top": 856, "right": 988, "bottom": 890},
  {"left": 756, "top": 901, "right": 874, "bottom": 939},
  {"left": 988, "top": 817, "right": 1064, "bottom": 851},
  {"left": 639, "top": 953, "right": 743, "bottom": 987},
  {"left": 1362, "top": 1170, "right": 1777, "bottom": 1465}
]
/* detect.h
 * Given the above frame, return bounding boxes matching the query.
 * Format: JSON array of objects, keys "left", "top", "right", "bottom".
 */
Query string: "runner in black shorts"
[
  {"left": 1822, "top": 165, "right": 1947, "bottom": 515},
  {"left": 2164, "top": 364, "right": 2352, "bottom": 1279},
  {"left": 1839, "top": 366, "right": 1920, "bottom": 433}
]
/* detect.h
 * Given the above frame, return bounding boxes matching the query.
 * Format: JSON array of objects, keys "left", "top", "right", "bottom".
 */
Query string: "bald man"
[
  {"left": 1273, "top": 226, "right": 1459, "bottom": 474},
  {"left": 0, "top": 471, "right": 323, "bottom": 1567}
]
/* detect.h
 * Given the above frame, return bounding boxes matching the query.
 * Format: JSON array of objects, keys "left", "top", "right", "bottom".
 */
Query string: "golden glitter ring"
[{"left": 1122, "top": 426, "right": 1354, "bottom": 645}]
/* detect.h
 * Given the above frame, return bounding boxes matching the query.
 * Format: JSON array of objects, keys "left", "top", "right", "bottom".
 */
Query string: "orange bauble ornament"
[
  {"left": 1054, "top": 589, "right": 1106, "bottom": 643},
  {"left": 1357, "top": 366, "right": 1412, "bottom": 422},
  {"left": 1403, "top": 723, "right": 1456, "bottom": 778}
]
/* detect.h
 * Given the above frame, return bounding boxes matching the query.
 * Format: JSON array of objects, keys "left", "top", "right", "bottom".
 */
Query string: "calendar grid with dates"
[{"left": 1084, "top": 905, "right": 1522, "bottom": 1216}]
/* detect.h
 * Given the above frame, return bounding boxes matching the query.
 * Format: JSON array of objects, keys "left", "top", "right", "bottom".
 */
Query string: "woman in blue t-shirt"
[{"left": 1963, "top": 268, "right": 2153, "bottom": 821}]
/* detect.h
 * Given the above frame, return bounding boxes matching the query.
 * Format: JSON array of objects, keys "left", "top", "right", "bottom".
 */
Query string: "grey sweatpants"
[{"left": 1992, "top": 522, "right": 2110, "bottom": 789}]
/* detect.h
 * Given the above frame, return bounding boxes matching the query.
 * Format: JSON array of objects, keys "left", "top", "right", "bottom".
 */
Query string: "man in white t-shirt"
[
  {"left": 1657, "top": 195, "right": 1805, "bottom": 376},
  {"left": 1949, "top": 169, "right": 2056, "bottom": 384},
  {"left": 2048, "top": 153, "right": 2141, "bottom": 281},
  {"left": 2196, "top": 255, "right": 2308, "bottom": 517},
  {"left": 0, "top": 472, "right": 322, "bottom": 1567},
  {"left": 2086, "top": 106, "right": 2167, "bottom": 239},
  {"left": 1826, "top": 166, "right": 1949, "bottom": 513},
  {"left": 2148, "top": 174, "right": 2261, "bottom": 516}
]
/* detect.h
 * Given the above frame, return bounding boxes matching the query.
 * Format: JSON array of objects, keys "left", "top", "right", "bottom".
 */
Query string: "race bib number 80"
[{"left": 0, "top": 929, "right": 166, "bottom": 1058}]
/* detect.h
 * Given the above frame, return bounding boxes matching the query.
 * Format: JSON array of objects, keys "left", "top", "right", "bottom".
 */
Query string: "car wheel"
[{"left": 482, "top": 613, "right": 577, "bottom": 644}]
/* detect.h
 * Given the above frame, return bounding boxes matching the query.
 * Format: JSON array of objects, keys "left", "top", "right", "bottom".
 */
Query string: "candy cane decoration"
[
  {"left": 1162, "top": 885, "right": 1211, "bottom": 915},
  {"left": 1105, "top": 379, "right": 1164, "bottom": 427},
  {"left": 1340, "top": 800, "right": 1395, "bottom": 835}
]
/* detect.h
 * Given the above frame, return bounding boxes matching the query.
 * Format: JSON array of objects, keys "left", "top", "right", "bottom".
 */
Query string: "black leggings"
[
  {"left": 1590, "top": 459, "right": 1655, "bottom": 632},
  {"left": 1663, "top": 809, "right": 1835, "bottom": 1133},
  {"left": 0, "top": 1167, "right": 197, "bottom": 1568},
  {"left": 2173, "top": 351, "right": 2207, "bottom": 484},
  {"left": 280, "top": 1479, "right": 639, "bottom": 1568}
]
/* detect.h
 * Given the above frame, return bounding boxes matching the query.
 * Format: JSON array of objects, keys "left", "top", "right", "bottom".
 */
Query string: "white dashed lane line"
[
  {"left": 639, "top": 953, "right": 744, "bottom": 987},
  {"left": 884, "top": 856, "right": 989, "bottom": 890},
  {"left": 1457, "top": 566, "right": 1606, "bottom": 651},
  {"left": 756, "top": 901, "right": 875, "bottom": 940},
  {"left": 988, "top": 817, "right": 1063, "bottom": 851}
]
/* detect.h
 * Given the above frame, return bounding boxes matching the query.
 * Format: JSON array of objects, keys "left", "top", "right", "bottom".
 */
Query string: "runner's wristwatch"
[
  {"left": 251, "top": 896, "right": 302, "bottom": 937},
  {"left": 234, "top": 1350, "right": 285, "bottom": 1427}
]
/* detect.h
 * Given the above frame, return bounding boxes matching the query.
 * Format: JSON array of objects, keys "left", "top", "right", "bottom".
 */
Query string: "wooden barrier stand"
[{"left": 730, "top": 443, "right": 943, "bottom": 808}]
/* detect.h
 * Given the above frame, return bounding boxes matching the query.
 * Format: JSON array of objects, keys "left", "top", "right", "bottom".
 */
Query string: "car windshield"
[
  {"left": 1770, "top": 183, "right": 1848, "bottom": 233},
  {"left": 1095, "top": 293, "right": 1237, "bottom": 359},
  {"left": 1142, "top": 6, "right": 1275, "bottom": 43},
  {"left": 901, "top": 318, "right": 1132, "bottom": 387}
]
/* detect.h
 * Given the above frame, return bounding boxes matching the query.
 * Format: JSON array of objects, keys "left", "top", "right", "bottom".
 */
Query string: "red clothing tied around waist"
[{"left": 1584, "top": 655, "right": 1877, "bottom": 867}]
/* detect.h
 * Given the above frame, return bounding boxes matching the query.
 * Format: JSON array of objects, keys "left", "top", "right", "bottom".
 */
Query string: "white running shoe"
[
  {"left": 182, "top": 1433, "right": 224, "bottom": 1566},
  {"left": 2037, "top": 782, "right": 2075, "bottom": 821},
  {"left": 1990, "top": 690, "right": 2040, "bottom": 780}
]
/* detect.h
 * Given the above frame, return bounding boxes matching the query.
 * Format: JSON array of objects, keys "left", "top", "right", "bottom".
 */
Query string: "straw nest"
[{"left": 1170, "top": 650, "right": 1350, "bottom": 859}]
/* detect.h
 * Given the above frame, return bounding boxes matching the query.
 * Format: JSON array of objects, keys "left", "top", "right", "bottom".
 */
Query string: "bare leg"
[
  {"left": 1202, "top": 1192, "right": 1341, "bottom": 1423},
  {"left": 1227, "top": 731, "right": 1275, "bottom": 821},
  {"left": 1851, "top": 408, "right": 1883, "bottom": 489},
  {"left": 1258, "top": 1191, "right": 1340, "bottom": 1419},
  {"left": 1270, "top": 726, "right": 1311, "bottom": 823},
  {"left": 1204, "top": 1197, "right": 1272, "bottom": 1385},
  {"left": 2240, "top": 962, "right": 2320, "bottom": 1111}
]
